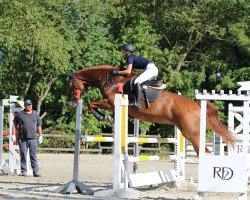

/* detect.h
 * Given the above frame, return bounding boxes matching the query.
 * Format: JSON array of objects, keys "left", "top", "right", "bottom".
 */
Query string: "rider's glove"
[{"left": 111, "top": 70, "right": 119, "bottom": 75}]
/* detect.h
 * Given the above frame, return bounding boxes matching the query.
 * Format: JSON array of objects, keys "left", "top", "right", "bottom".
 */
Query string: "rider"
[{"left": 111, "top": 44, "right": 158, "bottom": 109}]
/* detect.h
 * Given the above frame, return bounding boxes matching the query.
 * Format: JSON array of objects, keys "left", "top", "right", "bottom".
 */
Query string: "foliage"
[{"left": 0, "top": 0, "right": 249, "bottom": 149}]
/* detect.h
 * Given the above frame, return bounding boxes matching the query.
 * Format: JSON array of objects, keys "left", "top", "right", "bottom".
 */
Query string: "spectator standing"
[{"left": 12, "top": 99, "right": 43, "bottom": 177}]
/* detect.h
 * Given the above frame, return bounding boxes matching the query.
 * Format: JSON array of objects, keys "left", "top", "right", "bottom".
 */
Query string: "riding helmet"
[{"left": 122, "top": 44, "right": 134, "bottom": 52}]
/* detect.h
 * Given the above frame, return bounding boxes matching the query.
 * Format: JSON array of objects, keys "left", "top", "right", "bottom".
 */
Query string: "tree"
[{"left": 0, "top": 0, "right": 249, "bottom": 140}]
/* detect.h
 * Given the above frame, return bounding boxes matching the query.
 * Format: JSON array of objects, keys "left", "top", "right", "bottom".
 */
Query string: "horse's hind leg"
[
  {"left": 188, "top": 135, "right": 211, "bottom": 156},
  {"left": 205, "top": 147, "right": 211, "bottom": 154},
  {"left": 190, "top": 140, "right": 200, "bottom": 156},
  {"left": 179, "top": 123, "right": 200, "bottom": 156}
]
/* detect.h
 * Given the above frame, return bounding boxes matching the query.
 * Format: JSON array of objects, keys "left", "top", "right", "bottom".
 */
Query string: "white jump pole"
[
  {"left": 0, "top": 105, "right": 12, "bottom": 175},
  {"left": 0, "top": 96, "right": 29, "bottom": 175},
  {"left": 56, "top": 99, "right": 94, "bottom": 195},
  {"left": 8, "top": 96, "right": 24, "bottom": 174},
  {"left": 0, "top": 106, "right": 12, "bottom": 175},
  {"left": 113, "top": 94, "right": 129, "bottom": 190},
  {"left": 112, "top": 94, "right": 142, "bottom": 199},
  {"left": 0, "top": 106, "right": 4, "bottom": 166}
]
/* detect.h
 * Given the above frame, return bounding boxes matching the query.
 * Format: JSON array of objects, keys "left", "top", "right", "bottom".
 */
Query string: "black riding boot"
[{"left": 133, "top": 83, "right": 141, "bottom": 109}]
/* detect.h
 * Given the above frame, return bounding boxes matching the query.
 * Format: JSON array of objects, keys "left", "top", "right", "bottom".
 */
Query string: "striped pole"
[
  {"left": 128, "top": 155, "right": 177, "bottom": 162},
  {"left": 175, "top": 127, "right": 185, "bottom": 181},
  {"left": 81, "top": 135, "right": 178, "bottom": 144},
  {"left": 82, "top": 136, "right": 114, "bottom": 142},
  {"left": 128, "top": 137, "right": 177, "bottom": 144}
]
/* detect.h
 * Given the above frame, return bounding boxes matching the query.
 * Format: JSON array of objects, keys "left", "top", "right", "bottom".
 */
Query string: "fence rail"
[
  {"left": 5, "top": 133, "right": 209, "bottom": 156},
  {"left": 39, "top": 133, "right": 163, "bottom": 154},
  {"left": 3, "top": 133, "right": 161, "bottom": 154}
]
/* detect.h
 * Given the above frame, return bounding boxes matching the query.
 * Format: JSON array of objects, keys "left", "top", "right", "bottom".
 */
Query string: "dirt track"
[{"left": 0, "top": 154, "right": 248, "bottom": 199}]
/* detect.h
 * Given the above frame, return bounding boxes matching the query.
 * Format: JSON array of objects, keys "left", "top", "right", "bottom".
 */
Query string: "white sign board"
[
  {"left": 198, "top": 155, "right": 248, "bottom": 193},
  {"left": 237, "top": 81, "right": 250, "bottom": 91}
]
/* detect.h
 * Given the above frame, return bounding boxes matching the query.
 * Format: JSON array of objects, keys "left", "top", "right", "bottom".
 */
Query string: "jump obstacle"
[
  {"left": 57, "top": 93, "right": 186, "bottom": 197},
  {"left": 0, "top": 95, "right": 32, "bottom": 175},
  {"left": 112, "top": 94, "right": 185, "bottom": 194},
  {"left": 195, "top": 81, "right": 250, "bottom": 200},
  {"left": 227, "top": 99, "right": 250, "bottom": 181},
  {"left": 228, "top": 102, "right": 250, "bottom": 154},
  {"left": 81, "top": 94, "right": 186, "bottom": 188},
  {"left": 211, "top": 101, "right": 250, "bottom": 159},
  {"left": 55, "top": 99, "right": 94, "bottom": 195}
]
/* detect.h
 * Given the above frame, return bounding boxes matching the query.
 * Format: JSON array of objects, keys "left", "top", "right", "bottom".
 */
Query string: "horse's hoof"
[{"left": 104, "top": 116, "right": 113, "bottom": 122}]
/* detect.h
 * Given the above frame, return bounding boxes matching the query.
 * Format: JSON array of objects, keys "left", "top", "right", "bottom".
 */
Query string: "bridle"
[
  {"left": 67, "top": 69, "right": 116, "bottom": 103},
  {"left": 67, "top": 72, "right": 81, "bottom": 102}
]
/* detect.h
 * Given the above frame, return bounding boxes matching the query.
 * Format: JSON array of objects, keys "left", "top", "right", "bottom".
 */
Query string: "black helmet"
[{"left": 122, "top": 44, "right": 134, "bottom": 52}]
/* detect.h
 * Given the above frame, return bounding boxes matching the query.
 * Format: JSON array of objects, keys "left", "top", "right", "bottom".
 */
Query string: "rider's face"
[{"left": 122, "top": 50, "right": 128, "bottom": 57}]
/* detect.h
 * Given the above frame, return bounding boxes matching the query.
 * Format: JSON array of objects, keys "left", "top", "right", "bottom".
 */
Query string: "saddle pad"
[{"left": 140, "top": 87, "right": 162, "bottom": 102}]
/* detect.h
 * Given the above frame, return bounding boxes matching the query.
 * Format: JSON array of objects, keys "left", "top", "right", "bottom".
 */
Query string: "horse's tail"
[{"left": 205, "top": 101, "right": 237, "bottom": 148}]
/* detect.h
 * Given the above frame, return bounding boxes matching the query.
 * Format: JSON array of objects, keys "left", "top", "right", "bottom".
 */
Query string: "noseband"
[{"left": 67, "top": 72, "right": 81, "bottom": 102}]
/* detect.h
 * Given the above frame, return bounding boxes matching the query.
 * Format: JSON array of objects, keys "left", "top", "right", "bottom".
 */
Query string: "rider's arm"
[{"left": 118, "top": 64, "right": 132, "bottom": 75}]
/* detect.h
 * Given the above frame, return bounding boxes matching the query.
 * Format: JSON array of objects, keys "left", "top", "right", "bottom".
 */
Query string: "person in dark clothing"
[
  {"left": 12, "top": 99, "right": 43, "bottom": 177},
  {"left": 111, "top": 44, "right": 158, "bottom": 108}
]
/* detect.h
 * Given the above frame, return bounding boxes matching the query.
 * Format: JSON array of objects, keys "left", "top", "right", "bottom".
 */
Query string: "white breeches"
[{"left": 134, "top": 63, "right": 158, "bottom": 85}]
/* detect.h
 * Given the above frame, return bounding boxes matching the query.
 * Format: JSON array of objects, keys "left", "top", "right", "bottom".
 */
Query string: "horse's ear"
[{"left": 66, "top": 70, "right": 74, "bottom": 79}]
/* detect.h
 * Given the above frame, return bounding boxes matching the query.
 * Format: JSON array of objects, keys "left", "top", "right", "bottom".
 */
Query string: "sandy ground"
[{"left": 0, "top": 153, "right": 248, "bottom": 200}]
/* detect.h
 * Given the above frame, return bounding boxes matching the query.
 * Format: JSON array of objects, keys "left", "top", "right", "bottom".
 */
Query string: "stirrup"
[{"left": 131, "top": 102, "right": 141, "bottom": 109}]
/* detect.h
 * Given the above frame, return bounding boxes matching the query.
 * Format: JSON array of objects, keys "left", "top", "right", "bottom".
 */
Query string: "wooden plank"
[{"left": 128, "top": 169, "right": 177, "bottom": 187}]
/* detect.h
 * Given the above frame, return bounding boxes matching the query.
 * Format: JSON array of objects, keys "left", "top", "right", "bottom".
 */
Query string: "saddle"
[{"left": 123, "top": 78, "right": 166, "bottom": 108}]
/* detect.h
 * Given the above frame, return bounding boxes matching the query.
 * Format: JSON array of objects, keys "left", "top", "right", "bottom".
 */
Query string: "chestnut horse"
[{"left": 67, "top": 65, "right": 236, "bottom": 155}]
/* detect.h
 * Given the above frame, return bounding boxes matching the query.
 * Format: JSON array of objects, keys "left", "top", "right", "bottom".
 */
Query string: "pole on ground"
[{"left": 55, "top": 99, "right": 94, "bottom": 195}]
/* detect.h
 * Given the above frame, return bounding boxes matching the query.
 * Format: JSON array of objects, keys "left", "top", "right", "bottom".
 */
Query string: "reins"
[{"left": 100, "top": 71, "right": 115, "bottom": 93}]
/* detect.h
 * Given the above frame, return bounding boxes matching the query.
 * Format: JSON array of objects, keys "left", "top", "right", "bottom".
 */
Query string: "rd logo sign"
[
  {"left": 198, "top": 155, "right": 247, "bottom": 193},
  {"left": 213, "top": 167, "right": 233, "bottom": 180}
]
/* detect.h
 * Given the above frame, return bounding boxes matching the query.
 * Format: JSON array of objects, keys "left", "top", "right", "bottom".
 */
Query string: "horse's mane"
[
  {"left": 76, "top": 65, "right": 138, "bottom": 76},
  {"left": 81, "top": 65, "right": 115, "bottom": 71}
]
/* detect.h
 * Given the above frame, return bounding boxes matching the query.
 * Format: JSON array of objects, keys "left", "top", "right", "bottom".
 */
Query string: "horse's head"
[
  {"left": 67, "top": 65, "right": 136, "bottom": 107},
  {"left": 67, "top": 70, "right": 85, "bottom": 107}
]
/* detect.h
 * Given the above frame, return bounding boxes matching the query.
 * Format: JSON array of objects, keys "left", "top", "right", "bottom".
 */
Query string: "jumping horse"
[{"left": 67, "top": 65, "right": 236, "bottom": 155}]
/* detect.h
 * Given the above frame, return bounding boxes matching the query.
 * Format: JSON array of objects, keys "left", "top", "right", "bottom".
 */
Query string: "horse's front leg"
[{"left": 88, "top": 99, "right": 113, "bottom": 122}]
